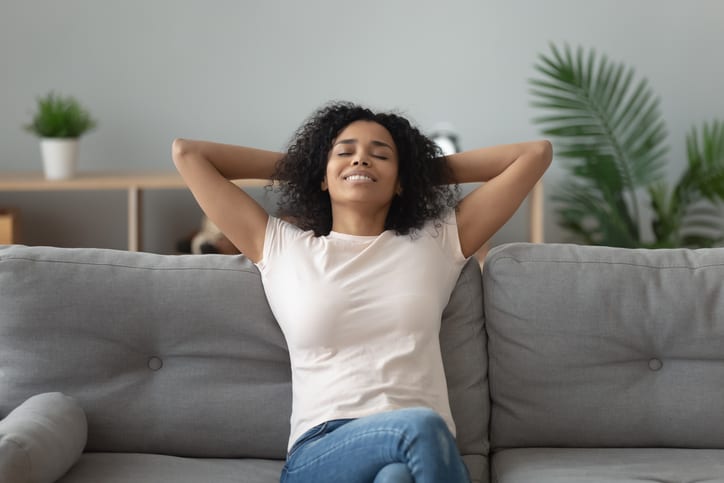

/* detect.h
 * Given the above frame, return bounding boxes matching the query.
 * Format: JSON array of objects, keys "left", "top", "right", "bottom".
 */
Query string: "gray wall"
[{"left": 1, "top": 0, "right": 723, "bottom": 252}]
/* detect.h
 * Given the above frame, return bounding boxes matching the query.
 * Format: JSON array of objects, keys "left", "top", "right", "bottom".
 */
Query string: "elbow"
[
  {"left": 172, "top": 138, "right": 193, "bottom": 167},
  {"left": 541, "top": 140, "right": 553, "bottom": 163},
  {"left": 534, "top": 140, "right": 553, "bottom": 169}
]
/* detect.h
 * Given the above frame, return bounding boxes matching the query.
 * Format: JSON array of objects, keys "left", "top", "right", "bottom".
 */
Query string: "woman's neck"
[{"left": 330, "top": 206, "right": 388, "bottom": 236}]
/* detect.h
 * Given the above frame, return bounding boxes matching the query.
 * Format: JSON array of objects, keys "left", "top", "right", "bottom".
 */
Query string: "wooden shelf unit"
[{"left": 0, "top": 172, "right": 269, "bottom": 252}]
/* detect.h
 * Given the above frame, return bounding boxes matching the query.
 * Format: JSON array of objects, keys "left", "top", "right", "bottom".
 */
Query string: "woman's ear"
[
  {"left": 395, "top": 182, "right": 402, "bottom": 196},
  {"left": 321, "top": 176, "right": 328, "bottom": 191}
]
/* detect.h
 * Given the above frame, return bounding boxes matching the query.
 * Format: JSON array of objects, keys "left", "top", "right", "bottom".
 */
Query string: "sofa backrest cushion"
[
  {"left": 0, "top": 245, "right": 488, "bottom": 464},
  {"left": 441, "top": 257, "right": 490, "bottom": 480},
  {"left": 0, "top": 246, "right": 290, "bottom": 459},
  {"left": 484, "top": 243, "right": 724, "bottom": 450}
]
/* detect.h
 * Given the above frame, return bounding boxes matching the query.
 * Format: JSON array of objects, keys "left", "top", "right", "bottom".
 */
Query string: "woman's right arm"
[{"left": 172, "top": 138, "right": 284, "bottom": 262}]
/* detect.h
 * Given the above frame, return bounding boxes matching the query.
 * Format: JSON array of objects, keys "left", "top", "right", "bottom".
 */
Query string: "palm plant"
[{"left": 530, "top": 43, "right": 724, "bottom": 248}]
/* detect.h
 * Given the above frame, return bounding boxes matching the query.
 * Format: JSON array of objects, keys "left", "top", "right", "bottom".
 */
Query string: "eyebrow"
[{"left": 334, "top": 139, "right": 394, "bottom": 150}]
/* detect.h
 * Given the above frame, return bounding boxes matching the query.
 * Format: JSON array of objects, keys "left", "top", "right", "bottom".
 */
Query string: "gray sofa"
[{"left": 1, "top": 243, "right": 724, "bottom": 483}]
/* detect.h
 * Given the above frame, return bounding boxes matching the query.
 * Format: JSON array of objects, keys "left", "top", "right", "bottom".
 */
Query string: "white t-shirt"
[{"left": 255, "top": 210, "right": 468, "bottom": 451}]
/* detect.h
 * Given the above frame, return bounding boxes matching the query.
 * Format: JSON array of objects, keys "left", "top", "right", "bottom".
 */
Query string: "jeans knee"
[
  {"left": 392, "top": 407, "right": 447, "bottom": 443},
  {"left": 373, "top": 463, "right": 414, "bottom": 483},
  {"left": 403, "top": 407, "right": 447, "bottom": 431},
  {"left": 401, "top": 407, "right": 455, "bottom": 454}
]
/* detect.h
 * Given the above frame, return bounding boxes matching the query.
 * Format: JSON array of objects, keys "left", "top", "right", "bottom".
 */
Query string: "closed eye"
[{"left": 335, "top": 152, "right": 388, "bottom": 159}]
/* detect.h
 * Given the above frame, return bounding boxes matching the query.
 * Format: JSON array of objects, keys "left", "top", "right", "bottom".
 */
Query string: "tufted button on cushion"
[
  {"left": 648, "top": 358, "right": 663, "bottom": 371},
  {"left": 148, "top": 356, "right": 163, "bottom": 371}
]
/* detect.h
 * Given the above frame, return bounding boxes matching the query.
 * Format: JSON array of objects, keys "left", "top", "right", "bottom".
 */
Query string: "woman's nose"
[{"left": 352, "top": 158, "right": 369, "bottom": 166}]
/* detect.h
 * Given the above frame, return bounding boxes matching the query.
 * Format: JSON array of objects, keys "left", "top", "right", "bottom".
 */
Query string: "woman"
[{"left": 173, "top": 102, "right": 552, "bottom": 483}]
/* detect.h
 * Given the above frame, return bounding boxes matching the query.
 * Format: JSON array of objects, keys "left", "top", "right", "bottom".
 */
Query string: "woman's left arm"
[{"left": 447, "top": 140, "right": 552, "bottom": 257}]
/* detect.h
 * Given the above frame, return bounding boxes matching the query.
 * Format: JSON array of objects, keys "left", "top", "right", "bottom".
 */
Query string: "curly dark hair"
[{"left": 272, "top": 101, "right": 460, "bottom": 236}]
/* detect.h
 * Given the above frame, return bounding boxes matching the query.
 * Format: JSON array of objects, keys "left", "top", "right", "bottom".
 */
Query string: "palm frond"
[
  {"left": 530, "top": 43, "right": 670, "bottom": 245},
  {"left": 686, "top": 121, "right": 724, "bottom": 201},
  {"left": 553, "top": 180, "right": 638, "bottom": 247},
  {"left": 648, "top": 182, "right": 679, "bottom": 245}
]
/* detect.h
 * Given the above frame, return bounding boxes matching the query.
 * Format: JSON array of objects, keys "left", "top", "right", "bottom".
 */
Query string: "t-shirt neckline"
[{"left": 327, "top": 231, "right": 383, "bottom": 241}]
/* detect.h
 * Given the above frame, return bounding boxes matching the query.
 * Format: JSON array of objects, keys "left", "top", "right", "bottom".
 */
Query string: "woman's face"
[{"left": 322, "top": 120, "right": 400, "bottom": 210}]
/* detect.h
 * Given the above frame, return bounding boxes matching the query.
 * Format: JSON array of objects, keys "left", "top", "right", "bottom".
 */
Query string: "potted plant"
[
  {"left": 24, "top": 91, "right": 97, "bottom": 180},
  {"left": 529, "top": 43, "right": 724, "bottom": 248}
]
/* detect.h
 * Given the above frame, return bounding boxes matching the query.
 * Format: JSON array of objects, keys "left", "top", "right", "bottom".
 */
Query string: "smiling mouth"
[{"left": 344, "top": 174, "right": 375, "bottom": 182}]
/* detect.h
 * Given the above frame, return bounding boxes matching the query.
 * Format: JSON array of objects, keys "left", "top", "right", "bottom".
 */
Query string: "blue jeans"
[{"left": 280, "top": 407, "right": 471, "bottom": 483}]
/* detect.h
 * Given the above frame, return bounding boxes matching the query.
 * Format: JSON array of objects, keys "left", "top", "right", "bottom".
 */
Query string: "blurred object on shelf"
[
  {"left": 430, "top": 122, "right": 461, "bottom": 156},
  {"left": 176, "top": 216, "right": 240, "bottom": 255},
  {"left": 0, "top": 208, "right": 19, "bottom": 245}
]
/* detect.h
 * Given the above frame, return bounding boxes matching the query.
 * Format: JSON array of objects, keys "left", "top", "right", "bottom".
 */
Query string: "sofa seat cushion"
[
  {"left": 491, "top": 448, "right": 724, "bottom": 483},
  {"left": 56, "top": 453, "right": 284, "bottom": 483}
]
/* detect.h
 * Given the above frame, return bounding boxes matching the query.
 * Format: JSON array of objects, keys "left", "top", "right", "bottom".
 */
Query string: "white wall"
[{"left": 1, "top": 0, "right": 723, "bottom": 252}]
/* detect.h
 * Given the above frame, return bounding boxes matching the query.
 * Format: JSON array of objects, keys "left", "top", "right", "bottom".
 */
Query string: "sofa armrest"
[{"left": 0, "top": 392, "right": 87, "bottom": 483}]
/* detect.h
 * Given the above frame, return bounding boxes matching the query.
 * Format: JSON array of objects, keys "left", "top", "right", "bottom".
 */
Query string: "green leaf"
[
  {"left": 24, "top": 91, "right": 97, "bottom": 138},
  {"left": 684, "top": 120, "right": 724, "bottom": 203}
]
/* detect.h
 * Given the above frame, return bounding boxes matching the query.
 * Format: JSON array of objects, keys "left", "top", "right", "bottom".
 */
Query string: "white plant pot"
[{"left": 40, "top": 138, "right": 80, "bottom": 180}]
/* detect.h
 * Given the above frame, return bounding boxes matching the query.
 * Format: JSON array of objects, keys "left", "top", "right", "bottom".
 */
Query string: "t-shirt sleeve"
[
  {"left": 254, "top": 215, "right": 303, "bottom": 273},
  {"left": 426, "top": 209, "right": 468, "bottom": 266}
]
